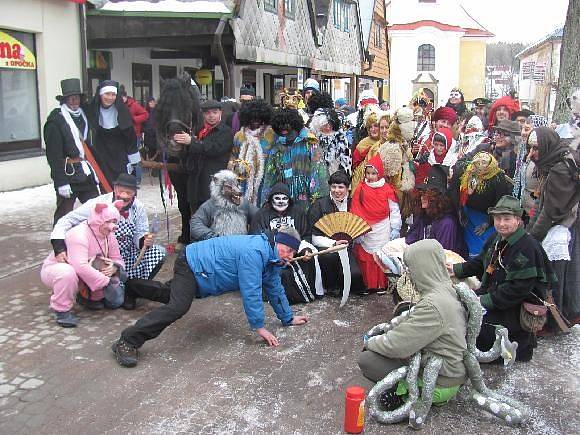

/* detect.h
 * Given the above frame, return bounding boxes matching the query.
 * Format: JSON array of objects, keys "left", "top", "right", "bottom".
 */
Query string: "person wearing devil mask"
[
  {"left": 50, "top": 174, "right": 167, "bottom": 294},
  {"left": 189, "top": 169, "right": 257, "bottom": 242},
  {"left": 250, "top": 183, "right": 321, "bottom": 303}
]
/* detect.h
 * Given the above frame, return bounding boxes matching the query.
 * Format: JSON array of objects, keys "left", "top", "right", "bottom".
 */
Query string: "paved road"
[{"left": 0, "top": 177, "right": 578, "bottom": 434}]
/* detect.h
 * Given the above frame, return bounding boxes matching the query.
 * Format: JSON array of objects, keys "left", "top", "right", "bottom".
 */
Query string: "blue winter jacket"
[{"left": 185, "top": 234, "right": 294, "bottom": 329}]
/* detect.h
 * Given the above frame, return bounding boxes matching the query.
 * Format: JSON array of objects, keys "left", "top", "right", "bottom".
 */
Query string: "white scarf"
[
  {"left": 99, "top": 105, "right": 119, "bottom": 129},
  {"left": 60, "top": 104, "right": 91, "bottom": 177}
]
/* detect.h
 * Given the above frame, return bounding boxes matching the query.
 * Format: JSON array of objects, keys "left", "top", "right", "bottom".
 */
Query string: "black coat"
[
  {"left": 43, "top": 108, "right": 96, "bottom": 191},
  {"left": 250, "top": 205, "right": 310, "bottom": 240},
  {"left": 83, "top": 93, "right": 138, "bottom": 186},
  {"left": 186, "top": 122, "right": 234, "bottom": 207}
]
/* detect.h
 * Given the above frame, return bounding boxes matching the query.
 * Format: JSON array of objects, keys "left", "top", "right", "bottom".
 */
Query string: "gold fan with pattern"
[{"left": 314, "top": 212, "right": 371, "bottom": 241}]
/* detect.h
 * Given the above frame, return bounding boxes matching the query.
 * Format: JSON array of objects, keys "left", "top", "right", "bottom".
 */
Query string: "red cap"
[
  {"left": 346, "top": 386, "right": 366, "bottom": 399},
  {"left": 432, "top": 107, "right": 458, "bottom": 124}
]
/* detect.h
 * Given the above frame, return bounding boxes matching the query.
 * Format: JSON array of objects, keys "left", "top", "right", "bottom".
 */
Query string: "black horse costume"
[{"left": 151, "top": 73, "right": 203, "bottom": 244}]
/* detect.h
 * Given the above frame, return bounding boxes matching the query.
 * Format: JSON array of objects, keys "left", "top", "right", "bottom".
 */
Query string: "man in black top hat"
[
  {"left": 173, "top": 99, "right": 234, "bottom": 217},
  {"left": 44, "top": 78, "right": 100, "bottom": 225}
]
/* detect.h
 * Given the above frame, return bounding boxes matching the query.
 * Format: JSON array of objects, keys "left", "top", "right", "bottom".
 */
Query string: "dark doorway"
[{"left": 132, "top": 63, "right": 152, "bottom": 105}]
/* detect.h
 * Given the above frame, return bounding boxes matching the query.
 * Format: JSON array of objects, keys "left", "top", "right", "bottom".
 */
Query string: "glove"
[
  {"left": 58, "top": 184, "right": 73, "bottom": 198},
  {"left": 389, "top": 229, "right": 400, "bottom": 241},
  {"left": 133, "top": 162, "right": 142, "bottom": 185},
  {"left": 126, "top": 162, "right": 134, "bottom": 174}
]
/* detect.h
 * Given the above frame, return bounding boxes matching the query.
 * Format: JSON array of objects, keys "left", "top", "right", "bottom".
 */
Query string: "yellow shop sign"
[
  {"left": 195, "top": 69, "right": 212, "bottom": 86},
  {"left": 0, "top": 31, "right": 36, "bottom": 70}
]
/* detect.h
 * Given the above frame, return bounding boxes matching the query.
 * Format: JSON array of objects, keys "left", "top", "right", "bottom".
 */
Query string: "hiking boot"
[
  {"left": 76, "top": 294, "right": 105, "bottom": 310},
  {"left": 112, "top": 339, "right": 139, "bottom": 367},
  {"left": 122, "top": 288, "right": 137, "bottom": 311},
  {"left": 55, "top": 311, "right": 78, "bottom": 328}
]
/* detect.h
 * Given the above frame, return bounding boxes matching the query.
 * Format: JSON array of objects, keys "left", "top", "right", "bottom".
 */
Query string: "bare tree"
[{"left": 553, "top": 0, "right": 580, "bottom": 123}]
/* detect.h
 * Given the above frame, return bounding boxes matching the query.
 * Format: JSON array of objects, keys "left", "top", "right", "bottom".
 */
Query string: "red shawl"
[{"left": 350, "top": 154, "right": 398, "bottom": 225}]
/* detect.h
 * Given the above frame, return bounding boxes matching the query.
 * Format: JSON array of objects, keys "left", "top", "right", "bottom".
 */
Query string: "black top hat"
[
  {"left": 56, "top": 78, "right": 84, "bottom": 101},
  {"left": 417, "top": 165, "right": 448, "bottom": 194},
  {"left": 201, "top": 99, "right": 222, "bottom": 111},
  {"left": 113, "top": 174, "right": 139, "bottom": 190}
]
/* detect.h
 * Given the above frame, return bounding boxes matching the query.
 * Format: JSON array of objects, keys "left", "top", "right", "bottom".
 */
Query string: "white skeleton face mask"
[{"left": 271, "top": 194, "right": 289, "bottom": 212}]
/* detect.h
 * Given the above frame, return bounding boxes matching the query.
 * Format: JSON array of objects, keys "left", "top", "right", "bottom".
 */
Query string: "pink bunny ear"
[
  {"left": 112, "top": 200, "right": 125, "bottom": 211},
  {"left": 94, "top": 203, "right": 108, "bottom": 214}
]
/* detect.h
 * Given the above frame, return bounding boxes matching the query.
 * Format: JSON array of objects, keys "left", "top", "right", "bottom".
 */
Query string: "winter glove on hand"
[
  {"left": 58, "top": 184, "right": 73, "bottom": 198},
  {"left": 126, "top": 162, "right": 134, "bottom": 174},
  {"left": 389, "top": 228, "right": 400, "bottom": 241}
]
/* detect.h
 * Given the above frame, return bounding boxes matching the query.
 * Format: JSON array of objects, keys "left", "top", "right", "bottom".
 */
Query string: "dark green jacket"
[{"left": 454, "top": 228, "right": 555, "bottom": 320}]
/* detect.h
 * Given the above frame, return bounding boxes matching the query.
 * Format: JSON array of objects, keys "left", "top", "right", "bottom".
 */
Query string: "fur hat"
[{"left": 432, "top": 107, "right": 458, "bottom": 125}]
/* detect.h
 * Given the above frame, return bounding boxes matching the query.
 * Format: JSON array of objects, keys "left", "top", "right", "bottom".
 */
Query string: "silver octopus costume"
[{"left": 364, "top": 241, "right": 527, "bottom": 429}]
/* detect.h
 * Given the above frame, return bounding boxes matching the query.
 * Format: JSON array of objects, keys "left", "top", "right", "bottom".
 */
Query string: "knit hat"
[
  {"left": 239, "top": 87, "right": 256, "bottom": 97},
  {"left": 275, "top": 228, "right": 301, "bottom": 251},
  {"left": 335, "top": 97, "right": 347, "bottom": 107},
  {"left": 432, "top": 107, "right": 458, "bottom": 125},
  {"left": 303, "top": 78, "right": 320, "bottom": 93},
  {"left": 487, "top": 195, "right": 524, "bottom": 217}
]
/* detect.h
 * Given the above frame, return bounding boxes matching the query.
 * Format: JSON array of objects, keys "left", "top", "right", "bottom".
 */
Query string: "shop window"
[
  {"left": 264, "top": 0, "right": 277, "bottom": 13},
  {"left": 417, "top": 44, "right": 435, "bottom": 71},
  {"left": 284, "top": 0, "right": 295, "bottom": 19},
  {"left": 132, "top": 63, "right": 152, "bottom": 105},
  {"left": 0, "top": 29, "right": 40, "bottom": 154}
]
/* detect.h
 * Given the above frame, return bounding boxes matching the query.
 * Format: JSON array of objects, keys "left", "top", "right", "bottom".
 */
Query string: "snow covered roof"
[
  {"left": 516, "top": 27, "right": 564, "bottom": 59},
  {"left": 387, "top": 0, "right": 493, "bottom": 38},
  {"left": 89, "top": 0, "right": 232, "bottom": 17}
]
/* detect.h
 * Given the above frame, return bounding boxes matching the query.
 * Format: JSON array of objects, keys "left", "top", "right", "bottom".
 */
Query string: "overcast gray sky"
[{"left": 461, "top": 0, "right": 569, "bottom": 43}]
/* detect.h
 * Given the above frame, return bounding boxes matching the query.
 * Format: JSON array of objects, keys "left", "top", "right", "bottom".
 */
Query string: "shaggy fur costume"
[
  {"left": 307, "top": 91, "right": 334, "bottom": 115},
  {"left": 209, "top": 170, "right": 249, "bottom": 237}
]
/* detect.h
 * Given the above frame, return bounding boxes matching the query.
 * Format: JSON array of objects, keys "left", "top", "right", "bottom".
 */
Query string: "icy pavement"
[{"left": 0, "top": 175, "right": 578, "bottom": 434}]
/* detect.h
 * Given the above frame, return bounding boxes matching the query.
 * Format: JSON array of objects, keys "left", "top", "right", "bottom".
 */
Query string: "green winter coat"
[{"left": 367, "top": 240, "right": 468, "bottom": 387}]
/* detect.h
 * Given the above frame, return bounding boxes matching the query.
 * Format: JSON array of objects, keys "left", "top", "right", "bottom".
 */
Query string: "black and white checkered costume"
[{"left": 51, "top": 192, "right": 166, "bottom": 280}]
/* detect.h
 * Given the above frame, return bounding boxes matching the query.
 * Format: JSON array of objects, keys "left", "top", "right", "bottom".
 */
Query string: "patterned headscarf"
[
  {"left": 527, "top": 114, "right": 548, "bottom": 128},
  {"left": 459, "top": 152, "right": 503, "bottom": 206}
]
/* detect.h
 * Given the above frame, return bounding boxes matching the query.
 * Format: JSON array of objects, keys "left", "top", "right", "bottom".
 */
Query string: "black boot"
[
  {"left": 111, "top": 339, "right": 139, "bottom": 367},
  {"left": 122, "top": 286, "right": 137, "bottom": 310}
]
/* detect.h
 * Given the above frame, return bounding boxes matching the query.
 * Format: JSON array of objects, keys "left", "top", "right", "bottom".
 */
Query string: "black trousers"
[
  {"left": 477, "top": 310, "right": 534, "bottom": 362},
  {"left": 121, "top": 254, "right": 198, "bottom": 348},
  {"left": 53, "top": 187, "right": 99, "bottom": 226},
  {"left": 167, "top": 164, "right": 192, "bottom": 244}
]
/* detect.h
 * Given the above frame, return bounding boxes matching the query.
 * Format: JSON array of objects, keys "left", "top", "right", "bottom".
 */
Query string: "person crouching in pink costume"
[{"left": 41, "top": 201, "right": 126, "bottom": 327}]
